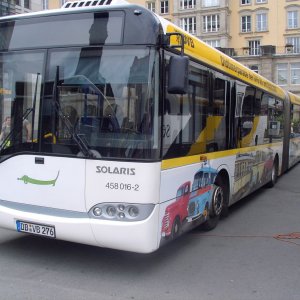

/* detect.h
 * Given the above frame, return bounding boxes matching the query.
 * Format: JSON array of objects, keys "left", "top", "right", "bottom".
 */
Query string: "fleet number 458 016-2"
[{"left": 105, "top": 182, "right": 139, "bottom": 191}]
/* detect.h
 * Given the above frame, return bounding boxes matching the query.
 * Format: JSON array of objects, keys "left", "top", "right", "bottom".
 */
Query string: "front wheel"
[
  {"left": 171, "top": 217, "right": 181, "bottom": 240},
  {"left": 201, "top": 184, "right": 224, "bottom": 231}
]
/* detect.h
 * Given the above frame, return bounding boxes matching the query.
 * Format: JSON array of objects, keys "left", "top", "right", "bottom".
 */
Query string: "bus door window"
[
  {"left": 268, "top": 97, "right": 284, "bottom": 142},
  {"left": 173, "top": 63, "right": 209, "bottom": 157},
  {"left": 240, "top": 86, "right": 255, "bottom": 147},
  {"left": 261, "top": 93, "right": 270, "bottom": 144},
  {"left": 291, "top": 104, "right": 300, "bottom": 135},
  {"left": 206, "top": 75, "right": 227, "bottom": 152},
  {"left": 252, "top": 89, "right": 263, "bottom": 146},
  {"left": 0, "top": 51, "right": 43, "bottom": 156}
]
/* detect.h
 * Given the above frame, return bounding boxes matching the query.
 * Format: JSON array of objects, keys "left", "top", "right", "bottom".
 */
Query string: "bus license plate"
[{"left": 16, "top": 220, "right": 56, "bottom": 238}]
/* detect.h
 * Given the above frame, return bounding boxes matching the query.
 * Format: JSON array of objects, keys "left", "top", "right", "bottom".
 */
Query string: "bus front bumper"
[{"left": 0, "top": 200, "right": 160, "bottom": 254}]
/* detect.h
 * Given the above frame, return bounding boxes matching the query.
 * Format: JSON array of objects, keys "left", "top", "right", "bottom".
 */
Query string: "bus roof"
[{"left": 288, "top": 92, "right": 300, "bottom": 105}]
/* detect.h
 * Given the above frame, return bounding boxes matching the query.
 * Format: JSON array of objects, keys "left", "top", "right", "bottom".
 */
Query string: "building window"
[
  {"left": 202, "top": 0, "right": 219, "bottom": 7},
  {"left": 241, "top": 0, "right": 251, "bottom": 5},
  {"left": 288, "top": 11, "right": 298, "bottom": 29},
  {"left": 291, "top": 63, "right": 300, "bottom": 85},
  {"left": 277, "top": 64, "right": 288, "bottom": 85},
  {"left": 256, "top": 0, "right": 266, "bottom": 3},
  {"left": 241, "top": 15, "right": 251, "bottom": 32},
  {"left": 180, "top": 17, "right": 196, "bottom": 34},
  {"left": 147, "top": 1, "right": 155, "bottom": 12},
  {"left": 24, "top": 0, "right": 30, "bottom": 9},
  {"left": 180, "top": 0, "right": 196, "bottom": 9},
  {"left": 15, "top": 0, "right": 20, "bottom": 5},
  {"left": 160, "top": 0, "right": 169, "bottom": 14},
  {"left": 204, "top": 39, "right": 221, "bottom": 48},
  {"left": 286, "top": 37, "right": 300, "bottom": 53},
  {"left": 203, "top": 15, "right": 220, "bottom": 32},
  {"left": 43, "top": 0, "right": 48, "bottom": 10},
  {"left": 256, "top": 13, "right": 267, "bottom": 31},
  {"left": 249, "top": 65, "right": 259, "bottom": 73},
  {"left": 249, "top": 40, "right": 260, "bottom": 55}
]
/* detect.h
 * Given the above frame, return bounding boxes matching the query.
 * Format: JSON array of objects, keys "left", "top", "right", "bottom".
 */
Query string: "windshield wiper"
[
  {"left": 52, "top": 66, "right": 97, "bottom": 158},
  {"left": 0, "top": 73, "right": 40, "bottom": 151}
]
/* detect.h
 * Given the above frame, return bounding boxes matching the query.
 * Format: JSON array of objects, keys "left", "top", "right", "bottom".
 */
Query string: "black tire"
[
  {"left": 201, "top": 180, "right": 225, "bottom": 231},
  {"left": 171, "top": 217, "right": 181, "bottom": 240},
  {"left": 267, "top": 159, "right": 278, "bottom": 188}
]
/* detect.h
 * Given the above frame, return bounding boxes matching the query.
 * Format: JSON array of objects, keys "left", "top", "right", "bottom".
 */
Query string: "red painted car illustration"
[{"left": 161, "top": 181, "right": 191, "bottom": 239}]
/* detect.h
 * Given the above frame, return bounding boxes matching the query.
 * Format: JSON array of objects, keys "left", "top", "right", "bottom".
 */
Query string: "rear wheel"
[{"left": 267, "top": 158, "right": 278, "bottom": 188}]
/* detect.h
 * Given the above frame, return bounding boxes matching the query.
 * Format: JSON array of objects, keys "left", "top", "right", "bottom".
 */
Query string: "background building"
[
  {"left": 127, "top": 0, "right": 300, "bottom": 96},
  {"left": 0, "top": 0, "right": 16, "bottom": 16},
  {"left": 0, "top": 0, "right": 42, "bottom": 15},
  {"left": 229, "top": 0, "right": 300, "bottom": 96},
  {"left": 15, "top": 0, "right": 42, "bottom": 13}
]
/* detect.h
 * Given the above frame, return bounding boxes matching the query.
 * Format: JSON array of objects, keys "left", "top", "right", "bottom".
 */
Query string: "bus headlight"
[{"left": 89, "top": 203, "right": 155, "bottom": 222}]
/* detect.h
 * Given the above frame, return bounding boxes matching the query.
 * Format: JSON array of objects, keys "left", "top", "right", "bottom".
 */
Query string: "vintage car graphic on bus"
[
  {"left": 187, "top": 166, "right": 218, "bottom": 223},
  {"left": 161, "top": 181, "right": 191, "bottom": 240},
  {"left": 161, "top": 164, "right": 217, "bottom": 240}
]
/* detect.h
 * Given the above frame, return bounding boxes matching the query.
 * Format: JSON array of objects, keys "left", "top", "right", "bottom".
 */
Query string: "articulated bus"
[{"left": 0, "top": 0, "right": 300, "bottom": 253}]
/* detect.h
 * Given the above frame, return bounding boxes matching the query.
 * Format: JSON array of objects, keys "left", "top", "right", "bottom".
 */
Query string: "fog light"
[
  {"left": 89, "top": 203, "right": 155, "bottom": 222},
  {"left": 128, "top": 206, "right": 139, "bottom": 218},
  {"left": 106, "top": 206, "right": 117, "bottom": 217},
  {"left": 93, "top": 207, "right": 102, "bottom": 216},
  {"left": 118, "top": 204, "right": 125, "bottom": 211},
  {"left": 118, "top": 212, "right": 125, "bottom": 219}
]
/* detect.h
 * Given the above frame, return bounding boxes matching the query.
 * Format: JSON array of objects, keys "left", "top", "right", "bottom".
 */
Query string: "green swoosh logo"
[{"left": 18, "top": 171, "right": 60, "bottom": 186}]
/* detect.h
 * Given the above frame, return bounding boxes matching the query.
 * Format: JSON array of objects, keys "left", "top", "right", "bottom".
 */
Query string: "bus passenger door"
[{"left": 206, "top": 72, "right": 227, "bottom": 152}]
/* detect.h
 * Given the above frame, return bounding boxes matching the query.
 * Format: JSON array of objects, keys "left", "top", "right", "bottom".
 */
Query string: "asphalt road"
[{"left": 0, "top": 164, "right": 300, "bottom": 300}]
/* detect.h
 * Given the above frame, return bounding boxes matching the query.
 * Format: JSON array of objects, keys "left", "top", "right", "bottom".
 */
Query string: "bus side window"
[
  {"left": 242, "top": 86, "right": 255, "bottom": 116},
  {"left": 213, "top": 78, "right": 226, "bottom": 116}
]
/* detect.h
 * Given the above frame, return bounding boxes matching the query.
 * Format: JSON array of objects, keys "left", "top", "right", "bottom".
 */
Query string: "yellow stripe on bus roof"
[
  {"left": 165, "top": 23, "right": 286, "bottom": 100},
  {"left": 288, "top": 92, "right": 300, "bottom": 105}
]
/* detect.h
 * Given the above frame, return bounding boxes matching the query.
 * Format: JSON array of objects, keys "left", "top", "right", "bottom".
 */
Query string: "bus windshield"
[{"left": 0, "top": 47, "right": 160, "bottom": 161}]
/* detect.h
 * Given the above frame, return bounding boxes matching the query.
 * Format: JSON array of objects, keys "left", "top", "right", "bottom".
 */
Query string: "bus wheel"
[
  {"left": 202, "top": 180, "right": 225, "bottom": 231},
  {"left": 171, "top": 217, "right": 181, "bottom": 240},
  {"left": 267, "top": 158, "right": 278, "bottom": 188}
]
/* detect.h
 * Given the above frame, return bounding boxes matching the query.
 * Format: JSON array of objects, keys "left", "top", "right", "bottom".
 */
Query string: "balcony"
[{"left": 232, "top": 45, "right": 300, "bottom": 57}]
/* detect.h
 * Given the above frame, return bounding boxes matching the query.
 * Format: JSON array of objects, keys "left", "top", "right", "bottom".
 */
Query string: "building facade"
[
  {"left": 15, "top": 0, "right": 43, "bottom": 13},
  {"left": 0, "top": 0, "right": 16, "bottom": 16},
  {"left": 173, "top": 0, "right": 230, "bottom": 48},
  {"left": 0, "top": 0, "right": 42, "bottom": 15},
  {"left": 229, "top": 0, "right": 300, "bottom": 96}
]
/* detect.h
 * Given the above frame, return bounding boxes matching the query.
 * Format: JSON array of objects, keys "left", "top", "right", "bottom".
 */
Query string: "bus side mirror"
[{"left": 168, "top": 56, "right": 189, "bottom": 94}]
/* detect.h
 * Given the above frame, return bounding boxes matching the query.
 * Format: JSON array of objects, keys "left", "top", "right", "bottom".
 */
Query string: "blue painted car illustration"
[{"left": 187, "top": 166, "right": 218, "bottom": 222}]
